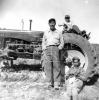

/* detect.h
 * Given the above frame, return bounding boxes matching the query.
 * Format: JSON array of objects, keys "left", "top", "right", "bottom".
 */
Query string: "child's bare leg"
[
  {"left": 66, "top": 84, "right": 72, "bottom": 100},
  {"left": 72, "top": 88, "right": 79, "bottom": 100}
]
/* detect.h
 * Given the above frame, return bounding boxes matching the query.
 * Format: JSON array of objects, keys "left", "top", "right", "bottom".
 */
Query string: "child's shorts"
[{"left": 66, "top": 77, "right": 83, "bottom": 96}]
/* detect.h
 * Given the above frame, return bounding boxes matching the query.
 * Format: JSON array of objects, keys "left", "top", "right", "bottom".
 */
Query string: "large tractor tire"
[{"left": 62, "top": 33, "right": 97, "bottom": 80}]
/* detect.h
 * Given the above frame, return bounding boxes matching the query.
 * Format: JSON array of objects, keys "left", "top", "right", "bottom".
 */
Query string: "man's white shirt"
[{"left": 42, "top": 29, "right": 64, "bottom": 50}]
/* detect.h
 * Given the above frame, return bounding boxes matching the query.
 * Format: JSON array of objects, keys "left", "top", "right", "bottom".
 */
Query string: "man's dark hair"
[
  {"left": 65, "top": 15, "right": 70, "bottom": 19},
  {"left": 48, "top": 18, "right": 56, "bottom": 23}
]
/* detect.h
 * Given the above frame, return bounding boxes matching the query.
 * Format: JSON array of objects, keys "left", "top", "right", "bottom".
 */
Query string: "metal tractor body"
[{"left": 0, "top": 30, "right": 43, "bottom": 66}]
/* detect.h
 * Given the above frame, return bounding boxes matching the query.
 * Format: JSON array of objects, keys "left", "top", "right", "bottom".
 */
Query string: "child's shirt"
[{"left": 66, "top": 66, "right": 85, "bottom": 80}]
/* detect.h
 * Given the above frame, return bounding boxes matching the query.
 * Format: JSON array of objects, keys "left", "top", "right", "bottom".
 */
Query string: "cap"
[
  {"left": 72, "top": 57, "right": 80, "bottom": 63},
  {"left": 65, "top": 15, "right": 70, "bottom": 19},
  {"left": 48, "top": 18, "right": 56, "bottom": 23}
]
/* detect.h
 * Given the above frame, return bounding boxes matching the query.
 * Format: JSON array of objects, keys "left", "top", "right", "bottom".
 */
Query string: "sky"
[{"left": 0, "top": 0, "right": 99, "bottom": 43}]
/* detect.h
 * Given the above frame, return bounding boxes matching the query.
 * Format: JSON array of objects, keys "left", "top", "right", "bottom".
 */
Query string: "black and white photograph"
[{"left": 0, "top": 0, "right": 99, "bottom": 100}]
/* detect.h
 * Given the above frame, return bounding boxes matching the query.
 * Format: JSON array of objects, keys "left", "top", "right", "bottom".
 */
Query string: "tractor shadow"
[
  {"left": 1, "top": 64, "right": 42, "bottom": 72},
  {"left": 85, "top": 74, "right": 99, "bottom": 87},
  {"left": 13, "top": 64, "right": 42, "bottom": 71}
]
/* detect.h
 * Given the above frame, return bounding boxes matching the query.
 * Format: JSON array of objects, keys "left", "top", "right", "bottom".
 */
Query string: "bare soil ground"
[
  {"left": 0, "top": 66, "right": 99, "bottom": 100},
  {"left": 0, "top": 53, "right": 99, "bottom": 100}
]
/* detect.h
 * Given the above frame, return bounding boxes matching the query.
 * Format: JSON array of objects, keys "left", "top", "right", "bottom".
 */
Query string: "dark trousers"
[{"left": 43, "top": 46, "right": 61, "bottom": 85}]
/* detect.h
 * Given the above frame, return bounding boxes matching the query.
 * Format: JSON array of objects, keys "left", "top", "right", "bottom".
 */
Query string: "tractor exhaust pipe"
[{"left": 29, "top": 19, "right": 32, "bottom": 31}]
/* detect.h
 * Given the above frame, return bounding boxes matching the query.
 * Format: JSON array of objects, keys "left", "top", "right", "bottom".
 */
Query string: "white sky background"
[{"left": 0, "top": 0, "right": 99, "bottom": 43}]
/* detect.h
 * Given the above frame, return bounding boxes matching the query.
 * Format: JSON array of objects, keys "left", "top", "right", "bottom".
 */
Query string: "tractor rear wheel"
[{"left": 62, "top": 33, "right": 97, "bottom": 80}]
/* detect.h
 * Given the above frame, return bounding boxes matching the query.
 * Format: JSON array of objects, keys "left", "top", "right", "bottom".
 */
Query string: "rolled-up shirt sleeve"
[
  {"left": 58, "top": 32, "right": 64, "bottom": 50},
  {"left": 42, "top": 33, "right": 47, "bottom": 50}
]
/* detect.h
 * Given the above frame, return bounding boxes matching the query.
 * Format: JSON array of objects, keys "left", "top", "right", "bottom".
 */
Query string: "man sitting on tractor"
[
  {"left": 59, "top": 15, "right": 73, "bottom": 33},
  {"left": 59, "top": 15, "right": 91, "bottom": 40}
]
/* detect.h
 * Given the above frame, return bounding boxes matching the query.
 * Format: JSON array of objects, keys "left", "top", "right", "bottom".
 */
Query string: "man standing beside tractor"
[{"left": 42, "top": 18, "right": 64, "bottom": 89}]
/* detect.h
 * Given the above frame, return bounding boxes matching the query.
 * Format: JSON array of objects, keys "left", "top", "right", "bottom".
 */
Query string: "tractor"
[{"left": 0, "top": 29, "right": 98, "bottom": 79}]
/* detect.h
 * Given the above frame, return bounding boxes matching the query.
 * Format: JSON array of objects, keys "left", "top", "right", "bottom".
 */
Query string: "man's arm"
[{"left": 58, "top": 32, "right": 64, "bottom": 50}]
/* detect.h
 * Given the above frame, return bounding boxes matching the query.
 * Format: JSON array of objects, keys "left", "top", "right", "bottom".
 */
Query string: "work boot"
[
  {"left": 54, "top": 82, "right": 59, "bottom": 90},
  {"left": 45, "top": 82, "right": 54, "bottom": 90}
]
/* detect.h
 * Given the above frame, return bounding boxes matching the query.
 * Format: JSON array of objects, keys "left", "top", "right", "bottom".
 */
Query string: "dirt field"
[{"left": 0, "top": 67, "right": 99, "bottom": 100}]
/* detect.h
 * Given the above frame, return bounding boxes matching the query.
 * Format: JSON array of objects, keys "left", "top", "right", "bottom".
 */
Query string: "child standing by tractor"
[{"left": 65, "top": 57, "right": 85, "bottom": 100}]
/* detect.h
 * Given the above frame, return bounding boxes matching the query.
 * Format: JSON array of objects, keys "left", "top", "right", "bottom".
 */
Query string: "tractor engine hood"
[{"left": 0, "top": 30, "right": 44, "bottom": 42}]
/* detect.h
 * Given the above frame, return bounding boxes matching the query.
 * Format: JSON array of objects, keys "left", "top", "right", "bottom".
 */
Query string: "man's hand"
[
  {"left": 42, "top": 49, "right": 47, "bottom": 55},
  {"left": 58, "top": 46, "right": 62, "bottom": 50}
]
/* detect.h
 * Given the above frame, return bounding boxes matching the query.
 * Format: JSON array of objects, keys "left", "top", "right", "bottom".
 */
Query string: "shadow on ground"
[
  {"left": 1, "top": 64, "right": 42, "bottom": 72},
  {"left": 13, "top": 64, "right": 42, "bottom": 71}
]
